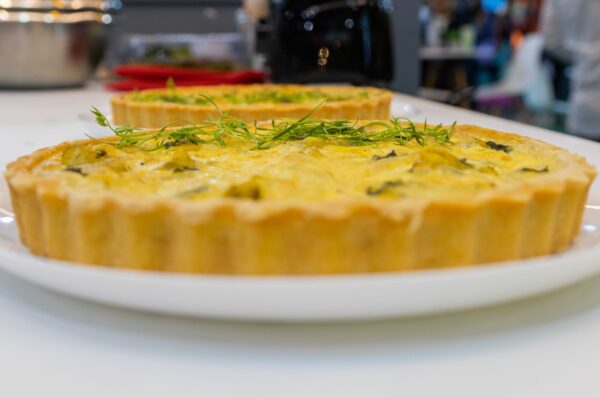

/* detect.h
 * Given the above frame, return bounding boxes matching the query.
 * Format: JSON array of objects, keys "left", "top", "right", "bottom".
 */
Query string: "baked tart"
[
  {"left": 5, "top": 111, "right": 595, "bottom": 275},
  {"left": 111, "top": 84, "right": 393, "bottom": 128}
]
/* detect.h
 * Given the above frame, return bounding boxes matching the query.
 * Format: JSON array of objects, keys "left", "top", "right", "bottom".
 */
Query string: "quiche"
[
  {"left": 5, "top": 113, "right": 595, "bottom": 275},
  {"left": 111, "top": 84, "right": 393, "bottom": 128}
]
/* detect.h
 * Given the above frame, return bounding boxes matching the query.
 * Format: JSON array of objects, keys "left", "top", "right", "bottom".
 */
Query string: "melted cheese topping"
[{"left": 33, "top": 126, "right": 564, "bottom": 202}]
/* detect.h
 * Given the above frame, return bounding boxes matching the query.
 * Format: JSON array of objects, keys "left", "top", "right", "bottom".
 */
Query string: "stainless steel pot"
[{"left": 0, "top": 1, "right": 120, "bottom": 88}]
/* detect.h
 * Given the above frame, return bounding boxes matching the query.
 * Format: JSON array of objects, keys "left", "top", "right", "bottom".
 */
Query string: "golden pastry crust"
[
  {"left": 5, "top": 125, "right": 596, "bottom": 275},
  {"left": 111, "top": 84, "right": 393, "bottom": 128}
]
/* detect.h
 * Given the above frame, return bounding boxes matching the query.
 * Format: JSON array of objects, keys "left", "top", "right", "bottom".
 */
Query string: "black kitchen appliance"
[{"left": 264, "top": 0, "right": 394, "bottom": 86}]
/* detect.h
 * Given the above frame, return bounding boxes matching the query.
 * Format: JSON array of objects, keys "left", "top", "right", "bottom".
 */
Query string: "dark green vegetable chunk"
[
  {"left": 485, "top": 141, "right": 513, "bottom": 153},
  {"left": 178, "top": 186, "right": 208, "bottom": 197},
  {"left": 64, "top": 166, "right": 87, "bottom": 176},
  {"left": 372, "top": 150, "right": 398, "bottom": 161},
  {"left": 172, "top": 167, "right": 199, "bottom": 173},
  {"left": 366, "top": 180, "right": 403, "bottom": 196},
  {"left": 95, "top": 149, "right": 107, "bottom": 159},
  {"left": 518, "top": 166, "right": 549, "bottom": 173}
]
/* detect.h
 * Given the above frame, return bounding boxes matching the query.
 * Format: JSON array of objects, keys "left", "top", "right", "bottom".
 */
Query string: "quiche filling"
[
  {"left": 131, "top": 86, "right": 372, "bottom": 106},
  {"left": 32, "top": 115, "right": 563, "bottom": 202}
]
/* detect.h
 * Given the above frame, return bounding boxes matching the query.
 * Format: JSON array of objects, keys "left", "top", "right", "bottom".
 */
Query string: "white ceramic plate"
[
  {"left": 0, "top": 198, "right": 598, "bottom": 322},
  {"left": 1, "top": 117, "right": 600, "bottom": 321}
]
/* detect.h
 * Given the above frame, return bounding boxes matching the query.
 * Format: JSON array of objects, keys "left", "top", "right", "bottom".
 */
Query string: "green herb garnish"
[
  {"left": 166, "top": 76, "right": 176, "bottom": 90},
  {"left": 89, "top": 102, "right": 455, "bottom": 151}
]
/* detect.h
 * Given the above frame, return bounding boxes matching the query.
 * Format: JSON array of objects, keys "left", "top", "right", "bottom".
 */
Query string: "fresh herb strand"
[
  {"left": 166, "top": 76, "right": 176, "bottom": 90},
  {"left": 88, "top": 102, "right": 455, "bottom": 150}
]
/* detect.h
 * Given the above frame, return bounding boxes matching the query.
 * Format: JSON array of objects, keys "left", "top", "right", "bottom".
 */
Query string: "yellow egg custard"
[
  {"left": 5, "top": 113, "right": 595, "bottom": 275},
  {"left": 111, "top": 84, "right": 392, "bottom": 128}
]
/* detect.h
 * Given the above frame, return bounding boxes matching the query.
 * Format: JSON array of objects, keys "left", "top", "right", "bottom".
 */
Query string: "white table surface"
[{"left": 1, "top": 84, "right": 600, "bottom": 398}]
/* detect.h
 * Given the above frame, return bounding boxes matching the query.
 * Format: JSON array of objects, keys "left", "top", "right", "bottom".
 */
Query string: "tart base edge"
[{"left": 6, "top": 172, "right": 593, "bottom": 275}]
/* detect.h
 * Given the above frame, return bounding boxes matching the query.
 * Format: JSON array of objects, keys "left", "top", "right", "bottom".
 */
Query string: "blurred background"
[{"left": 0, "top": 0, "right": 586, "bottom": 137}]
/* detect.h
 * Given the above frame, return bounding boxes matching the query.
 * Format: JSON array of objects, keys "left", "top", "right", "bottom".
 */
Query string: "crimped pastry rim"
[{"left": 4, "top": 231, "right": 600, "bottom": 278}]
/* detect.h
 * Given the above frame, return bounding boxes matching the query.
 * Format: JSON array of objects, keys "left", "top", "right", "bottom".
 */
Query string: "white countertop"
[{"left": 1, "top": 84, "right": 600, "bottom": 398}]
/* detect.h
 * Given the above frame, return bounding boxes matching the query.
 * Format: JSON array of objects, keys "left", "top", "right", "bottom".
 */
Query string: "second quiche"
[{"left": 111, "top": 84, "right": 393, "bottom": 128}]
